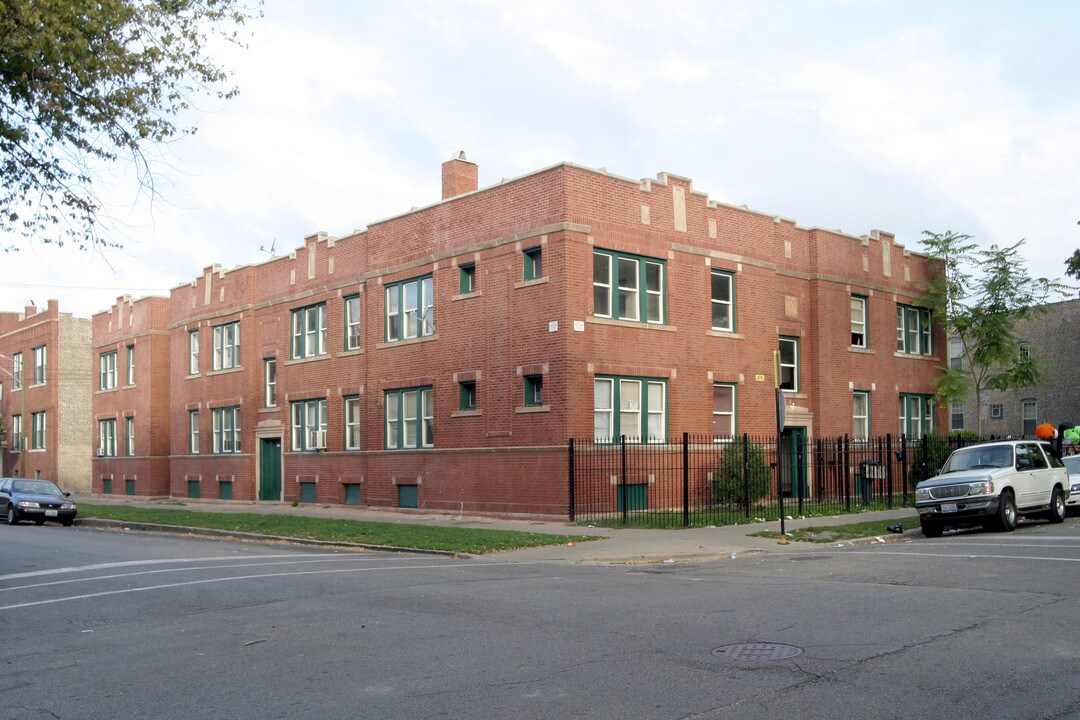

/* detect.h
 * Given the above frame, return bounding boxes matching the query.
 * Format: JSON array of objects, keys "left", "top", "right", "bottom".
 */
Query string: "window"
[
  {"left": 212, "top": 322, "right": 240, "bottom": 370},
  {"left": 524, "top": 375, "right": 544, "bottom": 407},
  {"left": 853, "top": 391, "right": 870, "bottom": 441},
  {"left": 1022, "top": 400, "right": 1037, "bottom": 436},
  {"left": 950, "top": 401, "right": 965, "bottom": 431},
  {"left": 264, "top": 359, "right": 277, "bottom": 407},
  {"left": 98, "top": 419, "right": 116, "bottom": 457},
  {"left": 459, "top": 263, "right": 476, "bottom": 294},
  {"left": 290, "top": 398, "right": 327, "bottom": 451},
  {"left": 1019, "top": 342, "right": 1030, "bottom": 361},
  {"left": 125, "top": 346, "right": 135, "bottom": 385},
  {"left": 948, "top": 338, "right": 964, "bottom": 369},
  {"left": 711, "top": 270, "right": 735, "bottom": 332},
  {"left": 593, "top": 376, "right": 667, "bottom": 443},
  {"left": 32, "top": 345, "right": 46, "bottom": 384},
  {"left": 459, "top": 381, "right": 477, "bottom": 411},
  {"left": 900, "top": 393, "right": 934, "bottom": 439},
  {"left": 291, "top": 303, "right": 327, "bottom": 359},
  {"left": 592, "top": 249, "right": 665, "bottom": 324},
  {"left": 850, "top": 296, "right": 867, "bottom": 348},
  {"left": 212, "top": 406, "right": 241, "bottom": 453},
  {"left": 523, "top": 247, "right": 542, "bottom": 281},
  {"left": 712, "top": 383, "right": 737, "bottom": 439},
  {"left": 779, "top": 337, "right": 799, "bottom": 392},
  {"left": 11, "top": 352, "right": 22, "bottom": 390},
  {"left": 31, "top": 411, "right": 45, "bottom": 450},
  {"left": 99, "top": 350, "right": 117, "bottom": 390},
  {"left": 126, "top": 417, "right": 135, "bottom": 456},
  {"left": 385, "top": 275, "right": 434, "bottom": 341},
  {"left": 189, "top": 411, "right": 200, "bottom": 454},
  {"left": 344, "top": 396, "right": 361, "bottom": 450},
  {"left": 989, "top": 404, "right": 1004, "bottom": 420},
  {"left": 189, "top": 330, "right": 200, "bottom": 374},
  {"left": 11, "top": 414, "right": 21, "bottom": 452},
  {"left": 385, "top": 387, "right": 434, "bottom": 449},
  {"left": 896, "top": 304, "right": 933, "bottom": 356},
  {"left": 344, "top": 295, "right": 361, "bottom": 351}
]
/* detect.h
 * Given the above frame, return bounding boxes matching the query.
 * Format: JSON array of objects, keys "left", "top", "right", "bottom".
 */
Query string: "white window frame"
[
  {"left": 950, "top": 401, "right": 965, "bottom": 431},
  {"left": 593, "top": 249, "right": 665, "bottom": 325},
  {"left": 385, "top": 276, "right": 434, "bottom": 342},
  {"left": 126, "top": 417, "right": 135, "bottom": 457},
  {"left": 711, "top": 270, "right": 734, "bottom": 332},
  {"left": 712, "top": 383, "right": 737, "bottom": 440},
  {"left": 290, "top": 398, "right": 328, "bottom": 452},
  {"left": 593, "top": 376, "right": 667, "bottom": 443},
  {"left": 189, "top": 410, "right": 200, "bottom": 454},
  {"left": 385, "top": 387, "right": 433, "bottom": 449},
  {"left": 264, "top": 359, "right": 277, "bottom": 408},
  {"left": 212, "top": 322, "right": 240, "bottom": 370},
  {"left": 948, "top": 338, "right": 964, "bottom": 369},
  {"left": 344, "top": 396, "right": 361, "bottom": 450},
  {"left": 98, "top": 418, "right": 116, "bottom": 457},
  {"left": 31, "top": 411, "right": 45, "bottom": 450},
  {"left": 291, "top": 303, "right": 327, "bottom": 359},
  {"left": 33, "top": 345, "right": 46, "bottom": 385},
  {"left": 125, "top": 345, "right": 135, "bottom": 385},
  {"left": 189, "top": 330, "right": 200, "bottom": 375},
  {"left": 344, "top": 295, "right": 361, "bottom": 351},
  {"left": 853, "top": 391, "right": 870, "bottom": 441},
  {"left": 779, "top": 337, "right": 799, "bottom": 393},
  {"left": 212, "top": 406, "right": 241, "bottom": 454},
  {"left": 850, "top": 296, "right": 867, "bottom": 348},
  {"left": 99, "top": 350, "right": 117, "bottom": 390},
  {"left": 11, "top": 352, "right": 22, "bottom": 390}
]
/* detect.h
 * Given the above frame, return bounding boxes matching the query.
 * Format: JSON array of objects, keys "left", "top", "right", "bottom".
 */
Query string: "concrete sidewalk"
[{"left": 70, "top": 494, "right": 921, "bottom": 564}]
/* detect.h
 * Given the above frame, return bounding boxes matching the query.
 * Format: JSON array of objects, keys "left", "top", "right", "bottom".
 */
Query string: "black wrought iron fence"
[{"left": 568, "top": 432, "right": 990, "bottom": 527}]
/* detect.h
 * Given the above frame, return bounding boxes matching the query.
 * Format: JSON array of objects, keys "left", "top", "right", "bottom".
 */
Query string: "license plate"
[
  {"left": 45, "top": 510, "right": 57, "bottom": 517},
  {"left": 941, "top": 503, "right": 957, "bottom": 513}
]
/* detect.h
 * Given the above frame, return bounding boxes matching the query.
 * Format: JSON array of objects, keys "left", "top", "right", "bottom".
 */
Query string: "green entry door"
[
  {"left": 259, "top": 437, "right": 282, "bottom": 501},
  {"left": 780, "top": 427, "right": 808, "bottom": 499}
]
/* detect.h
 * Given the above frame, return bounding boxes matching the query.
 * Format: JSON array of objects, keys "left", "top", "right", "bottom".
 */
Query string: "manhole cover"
[{"left": 711, "top": 643, "right": 804, "bottom": 662}]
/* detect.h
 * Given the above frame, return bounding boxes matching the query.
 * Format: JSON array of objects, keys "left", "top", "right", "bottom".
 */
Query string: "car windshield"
[
  {"left": 1064, "top": 456, "right": 1080, "bottom": 474},
  {"left": 941, "top": 446, "right": 1014, "bottom": 473},
  {"left": 12, "top": 480, "right": 63, "bottom": 496}
]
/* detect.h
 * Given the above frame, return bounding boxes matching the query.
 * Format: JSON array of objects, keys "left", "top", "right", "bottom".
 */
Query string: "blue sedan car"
[{"left": 0, "top": 477, "right": 78, "bottom": 526}]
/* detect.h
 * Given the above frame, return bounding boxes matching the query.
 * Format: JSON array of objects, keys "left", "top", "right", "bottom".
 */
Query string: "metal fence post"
[
  {"left": 568, "top": 438, "right": 576, "bottom": 522},
  {"left": 742, "top": 433, "right": 751, "bottom": 518},
  {"left": 843, "top": 435, "right": 851, "bottom": 512},
  {"left": 885, "top": 434, "right": 894, "bottom": 508},
  {"left": 682, "top": 432, "right": 690, "bottom": 528},
  {"left": 620, "top": 435, "right": 628, "bottom": 525}
]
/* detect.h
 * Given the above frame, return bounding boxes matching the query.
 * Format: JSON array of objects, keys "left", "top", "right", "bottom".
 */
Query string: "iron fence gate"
[{"left": 568, "top": 432, "right": 986, "bottom": 527}]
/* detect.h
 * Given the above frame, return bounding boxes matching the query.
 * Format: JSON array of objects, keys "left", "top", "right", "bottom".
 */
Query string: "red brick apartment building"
[
  {"left": 91, "top": 296, "right": 172, "bottom": 496},
  {"left": 0, "top": 300, "right": 92, "bottom": 490},
  {"left": 90, "top": 155, "right": 944, "bottom": 517}
]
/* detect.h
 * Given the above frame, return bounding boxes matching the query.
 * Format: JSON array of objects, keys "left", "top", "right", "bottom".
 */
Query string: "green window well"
[{"left": 398, "top": 484, "right": 419, "bottom": 508}]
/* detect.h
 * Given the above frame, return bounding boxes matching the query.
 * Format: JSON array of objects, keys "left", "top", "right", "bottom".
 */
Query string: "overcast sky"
[{"left": 2, "top": 0, "right": 1078, "bottom": 317}]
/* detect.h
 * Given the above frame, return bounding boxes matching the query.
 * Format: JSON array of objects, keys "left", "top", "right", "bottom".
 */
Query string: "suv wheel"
[
  {"left": 6, "top": 506, "right": 17, "bottom": 525},
  {"left": 995, "top": 490, "right": 1018, "bottom": 532},
  {"left": 920, "top": 517, "right": 943, "bottom": 538},
  {"left": 1047, "top": 487, "right": 1066, "bottom": 524}
]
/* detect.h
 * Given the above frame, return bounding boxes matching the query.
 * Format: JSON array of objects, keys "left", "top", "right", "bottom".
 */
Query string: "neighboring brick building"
[
  {"left": 0, "top": 300, "right": 92, "bottom": 491},
  {"left": 83, "top": 154, "right": 942, "bottom": 517},
  {"left": 90, "top": 296, "right": 172, "bottom": 496},
  {"left": 948, "top": 297, "right": 1080, "bottom": 436}
]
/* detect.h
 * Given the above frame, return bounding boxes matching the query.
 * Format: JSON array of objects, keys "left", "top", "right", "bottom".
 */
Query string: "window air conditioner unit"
[{"left": 310, "top": 430, "right": 327, "bottom": 450}]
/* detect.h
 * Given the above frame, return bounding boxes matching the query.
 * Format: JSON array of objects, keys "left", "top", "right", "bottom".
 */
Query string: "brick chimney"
[{"left": 441, "top": 151, "right": 478, "bottom": 200}]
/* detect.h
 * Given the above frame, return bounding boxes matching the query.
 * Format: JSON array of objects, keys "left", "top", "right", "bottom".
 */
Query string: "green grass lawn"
[
  {"left": 749, "top": 515, "right": 919, "bottom": 543},
  {"left": 79, "top": 505, "right": 598, "bottom": 555}
]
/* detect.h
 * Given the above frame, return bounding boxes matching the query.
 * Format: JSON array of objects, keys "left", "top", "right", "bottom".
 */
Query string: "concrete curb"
[{"left": 76, "top": 518, "right": 471, "bottom": 560}]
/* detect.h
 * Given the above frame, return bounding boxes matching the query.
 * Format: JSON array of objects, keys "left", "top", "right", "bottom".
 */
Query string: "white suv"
[{"left": 915, "top": 440, "right": 1069, "bottom": 537}]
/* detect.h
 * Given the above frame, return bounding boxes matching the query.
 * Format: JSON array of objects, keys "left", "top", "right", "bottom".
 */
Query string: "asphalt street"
[{"left": 2, "top": 516, "right": 1078, "bottom": 719}]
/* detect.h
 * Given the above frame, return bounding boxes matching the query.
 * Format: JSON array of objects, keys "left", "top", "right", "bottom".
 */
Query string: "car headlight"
[
  {"left": 1072, "top": 484, "right": 1080, "bottom": 492},
  {"left": 61, "top": 503, "right": 76, "bottom": 510},
  {"left": 967, "top": 480, "right": 995, "bottom": 496},
  {"left": 17, "top": 501, "right": 40, "bottom": 508},
  {"left": 915, "top": 489, "right": 931, "bottom": 502}
]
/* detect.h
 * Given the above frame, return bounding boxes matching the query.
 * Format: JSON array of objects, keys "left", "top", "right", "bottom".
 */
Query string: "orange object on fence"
[{"left": 1035, "top": 423, "right": 1056, "bottom": 439}]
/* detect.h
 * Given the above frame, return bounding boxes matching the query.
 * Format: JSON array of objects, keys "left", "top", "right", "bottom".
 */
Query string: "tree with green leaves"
[
  {"left": 920, "top": 231, "right": 1070, "bottom": 435},
  {"left": 0, "top": 0, "right": 260, "bottom": 252}
]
